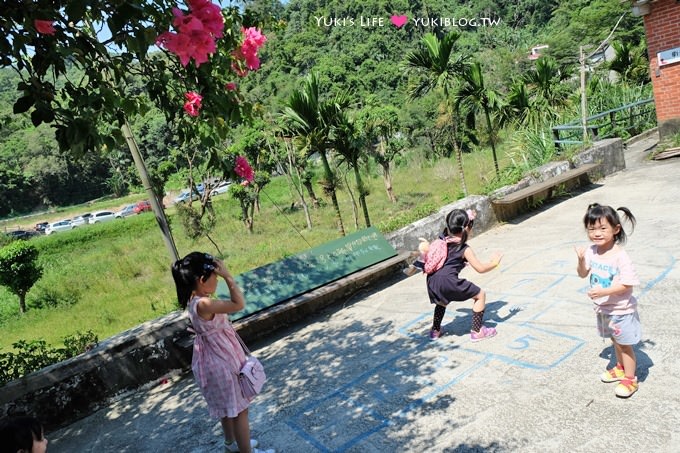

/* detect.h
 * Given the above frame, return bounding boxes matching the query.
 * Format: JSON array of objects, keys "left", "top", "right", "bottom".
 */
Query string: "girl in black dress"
[{"left": 426, "top": 209, "right": 502, "bottom": 341}]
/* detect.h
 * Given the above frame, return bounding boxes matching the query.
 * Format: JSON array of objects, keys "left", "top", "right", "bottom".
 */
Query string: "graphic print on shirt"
[{"left": 589, "top": 261, "right": 618, "bottom": 289}]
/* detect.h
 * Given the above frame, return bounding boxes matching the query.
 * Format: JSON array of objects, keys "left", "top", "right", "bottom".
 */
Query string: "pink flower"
[
  {"left": 225, "top": 82, "right": 237, "bottom": 91},
  {"left": 172, "top": 9, "right": 205, "bottom": 35},
  {"left": 234, "top": 156, "right": 254, "bottom": 182},
  {"left": 157, "top": 28, "right": 215, "bottom": 67},
  {"left": 183, "top": 91, "right": 203, "bottom": 117},
  {"left": 34, "top": 20, "right": 56, "bottom": 35},
  {"left": 230, "top": 27, "right": 267, "bottom": 76},
  {"left": 243, "top": 27, "right": 267, "bottom": 47},
  {"left": 190, "top": 2, "right": 224, "bottom": 37},
  {"left": 157, "top": 1, "right": 224, "bottom": 68}
]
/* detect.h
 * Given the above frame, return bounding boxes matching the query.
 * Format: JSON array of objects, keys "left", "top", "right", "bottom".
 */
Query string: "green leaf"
[
  {"left": 65, "top": 0, "right": 88, "bottom": 22},
  {"left": 13, "top": 96, "right": 34, "bottom": 114},
  {"left": 30, "top": 108, "right": 55, "bottom": 126}
]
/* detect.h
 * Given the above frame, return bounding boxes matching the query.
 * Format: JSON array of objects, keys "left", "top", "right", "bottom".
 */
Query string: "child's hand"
[
  {"left": 587, "top": 287, "right": 607, "bottom": 301},
  {"left": 574, "top": 246, "right": 586, "bottom": 261},
  {"left": 490, "top": 253, "right": 503, "bottom": 268},
  {"left": 417, "top": 238, "right": 430, "bottom": 254},
  {"left": 214, "top": 259, "right": 230, "bottom": 278}
]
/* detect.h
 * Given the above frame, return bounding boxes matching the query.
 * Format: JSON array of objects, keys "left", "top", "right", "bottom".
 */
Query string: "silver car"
[
  {"left": 89, "top": 211, "right": 116, "bottom": 224},
  {"left": 210, "top": 180, "right": 232, "bottom": 196},
  {"left": 115, "top": 204, "right": 136, "bottom": 218},
  {"left": 45, "top": 219, "right": 74, "bottom": 235}
]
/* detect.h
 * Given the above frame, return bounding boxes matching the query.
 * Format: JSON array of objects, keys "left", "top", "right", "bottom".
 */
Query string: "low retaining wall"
[
  {"left": 387, "top": 138, "right": 625, "bottom": 249},
  {"left": 0, "top": 253, "right": 408, "bottom": 431},
  {"left": 0, "top": 138, "right": 628, "bottom": 431}
]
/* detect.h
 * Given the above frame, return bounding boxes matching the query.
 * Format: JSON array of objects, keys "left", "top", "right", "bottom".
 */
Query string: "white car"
[
  {"left": 173, "top": 190, "right": 201, "bottom": 204},
  {"left": 45, "top": 219, "right": 74, "bottom": 235},
  {"left": 72, "top": 213, "right": 92, "bottom": 226},
  {"left": 210, "top": 180, "right": 232, "bottom": 196},
  {"left": 89, "top": 211, "right": 116, "bottom": 224}
]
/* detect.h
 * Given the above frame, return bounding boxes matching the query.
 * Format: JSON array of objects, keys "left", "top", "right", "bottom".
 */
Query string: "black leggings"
[
  {"left": 432, "top": 305, "right": 446, "bottom": 331},
  {"left": 432, "top": 305, "right": 484, "bottom": 332}
]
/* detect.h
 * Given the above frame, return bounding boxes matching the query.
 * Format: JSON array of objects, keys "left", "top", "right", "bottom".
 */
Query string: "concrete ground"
[{"left": 48, "top": 135, "right": 680, "bottom": 453}]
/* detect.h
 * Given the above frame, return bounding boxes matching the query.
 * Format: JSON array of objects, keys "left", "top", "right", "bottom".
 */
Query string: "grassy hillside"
[{"left": 0, "top": 145, "right": 505, "bottom": 351}]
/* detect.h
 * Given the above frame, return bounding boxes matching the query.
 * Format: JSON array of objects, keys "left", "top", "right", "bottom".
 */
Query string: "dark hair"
[
  {"left": 171, "top": 252, "right": 217, "bottom": 308},
  {"left": 583, "top": 203, "right": 636, "bottom": 244},
  {"left": 443, "top": 209, "right": 472, "bottom": 249},
  {"left": 0, "top": 416, "right": 44, "bottom": 453}
]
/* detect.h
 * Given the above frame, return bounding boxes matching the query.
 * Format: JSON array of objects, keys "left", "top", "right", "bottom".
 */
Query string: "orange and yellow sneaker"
[
  {"left": 615, "top": 377, "right": 638, "bottom": 398},
  {"left": 600, "top": 366, "right": 625, "bottom": 383}
]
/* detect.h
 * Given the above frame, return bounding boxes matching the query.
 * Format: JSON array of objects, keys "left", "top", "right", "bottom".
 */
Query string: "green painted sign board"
[{"left": 217, "top": 227, "right": 397, "bottom": 320}]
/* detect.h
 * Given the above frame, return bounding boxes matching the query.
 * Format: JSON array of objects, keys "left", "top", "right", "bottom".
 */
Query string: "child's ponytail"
[
  {"left": 171, "top": 259, "right": 193, "bottom": 309},
  {"left": 444, "top": 209, "right": 471, "bottom": 250}
]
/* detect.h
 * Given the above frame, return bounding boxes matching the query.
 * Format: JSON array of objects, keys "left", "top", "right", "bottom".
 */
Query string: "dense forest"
[{"left": 0, "top": 0, "right": 648, "bottom": 218}]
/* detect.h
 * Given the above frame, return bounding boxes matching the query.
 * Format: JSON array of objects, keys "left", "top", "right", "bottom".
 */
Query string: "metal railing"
[{"left": 552, "top": 98, "right": 655, "bottom": 149}]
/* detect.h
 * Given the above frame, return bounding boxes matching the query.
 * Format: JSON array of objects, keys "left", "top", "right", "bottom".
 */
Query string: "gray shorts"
[{"left": 596, "top": 311, "right": 642, "bottom": 345}]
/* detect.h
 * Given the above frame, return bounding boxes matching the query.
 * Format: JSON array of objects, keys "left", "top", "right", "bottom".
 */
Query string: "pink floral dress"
[{"left": 188, "top": 295, "right": 252, "bottom": 418}]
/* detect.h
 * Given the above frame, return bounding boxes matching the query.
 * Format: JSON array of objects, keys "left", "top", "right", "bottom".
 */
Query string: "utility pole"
[
  {"left": 84, "top": 17, "right": 179, "bottom": 264},
  {"left": 578, "top": 14, "right": 624, "bottom": 147},
  {"left": 121, "top": 121, "right": 179, "bottom": 262},
  {"left": 580, "top": 45, "right": 588, "bottom": 145}
]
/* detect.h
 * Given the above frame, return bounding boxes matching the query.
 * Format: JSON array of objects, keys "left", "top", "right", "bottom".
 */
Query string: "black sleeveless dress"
[{"left": 426, "top": 243, "right": 481, "bottom": 305}]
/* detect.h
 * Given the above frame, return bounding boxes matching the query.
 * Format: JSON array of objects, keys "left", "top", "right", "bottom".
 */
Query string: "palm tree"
[
  {"left": 404, "top": 31, "right": 470, "bottom": 196},
  {"left": 501, "top": 57, "right": 573, "bottom": 131},
  {"left": 361, "top": 105, "right": 402, "bottom": 203},
  {"left": 455, "top": 61, "right": 501, "bottom": 177},
  {"left": 332, "top": 112, "right": 371, "bottom": 227},
  {"left": 282, "top": 72, "right": 350, "bottom": 236},
  {"left": 607, "top": 40, "right": 649, "bottom": 86}
]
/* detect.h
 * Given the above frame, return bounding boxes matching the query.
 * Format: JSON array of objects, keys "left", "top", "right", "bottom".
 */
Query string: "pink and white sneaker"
[{"left": 470, "top": 326, "right": 497, "bottom": 342}]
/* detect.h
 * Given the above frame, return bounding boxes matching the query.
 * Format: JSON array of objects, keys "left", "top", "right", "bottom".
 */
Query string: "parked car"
[
  {"left": 133, "top": 200, "right": 152, "bottom": 214},
  {"left": 35, "top": 222, "right": 49, "bottom": 233},
  {"left": 210, "top": 180, "right": 232, "bottom": 197},
  {"left": 45, "top": 219, "right": 74, "bottom": 235},
  {"left": 115, "top": 204, "right": 137, "bottom": 218},
  {"left": 173, "top": 190, "right": 201, "bottom": 204},
  {"left": 72, "top": 213, "right": 92, "bottom": 226},
  {"left": 4, "top": 230, "right": 39, "bottom": 240},
  {"left": 89, "top": 211, "right": 116, "bottom": 224}
]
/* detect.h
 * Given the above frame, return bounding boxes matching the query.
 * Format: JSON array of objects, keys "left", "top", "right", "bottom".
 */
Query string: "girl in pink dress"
[{"left": 172, "top": 252, "right": 273, "bottom": 453}]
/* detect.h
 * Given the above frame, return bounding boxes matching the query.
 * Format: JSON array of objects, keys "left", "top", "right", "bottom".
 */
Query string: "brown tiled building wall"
[{"left": 644, "top": 0, "right": 680, "bottom": 138}]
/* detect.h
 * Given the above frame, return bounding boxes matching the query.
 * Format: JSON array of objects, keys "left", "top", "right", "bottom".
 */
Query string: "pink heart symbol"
[{"left": 390, "top": 15, "right": 408, "bottom": 28}]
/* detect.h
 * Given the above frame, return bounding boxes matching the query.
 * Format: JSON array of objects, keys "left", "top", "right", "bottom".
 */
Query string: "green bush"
[
  {"left": 0, "top": 330, "right": 98, "bottom": 386},
  {"left": 28, "top": 285, "right": 80, "bottom": 309},
  {"left": 0, "top": 241, "right": 43, "bottom": 313}
]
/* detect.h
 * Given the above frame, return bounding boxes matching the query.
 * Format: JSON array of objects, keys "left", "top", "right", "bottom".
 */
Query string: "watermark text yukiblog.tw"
[{"left": 314, "top": 15, "right": 502, "bottom": 28}]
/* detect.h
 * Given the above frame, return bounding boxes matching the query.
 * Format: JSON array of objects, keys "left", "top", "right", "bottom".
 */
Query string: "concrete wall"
[
  {"left": 0, "top": 138, "right": 626, "bottom": 431},
  {"left": 388, "top": 138, "right": 625, "bottom": 251}
]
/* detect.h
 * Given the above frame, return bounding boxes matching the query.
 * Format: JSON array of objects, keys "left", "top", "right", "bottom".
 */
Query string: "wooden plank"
[
  {"left": 493, "top": 163, "right": 599, "bottom": 205},
  {"left": 652, "top": 148, "right": 680, "bottom": 161}
]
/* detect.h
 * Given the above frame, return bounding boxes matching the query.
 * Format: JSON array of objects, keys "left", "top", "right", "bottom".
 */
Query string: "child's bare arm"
[
  {"left": 198, "top": 261, "right": 246, "bottom": 318},
  {"left": 198, "top": 293, "right": 244, "bottom": 317},
  {"left": 574, "top": 247, "right": 589, "bottom": 278},
  {"left": 464, "top": 247, "right": 502, "bottom": 273}
]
